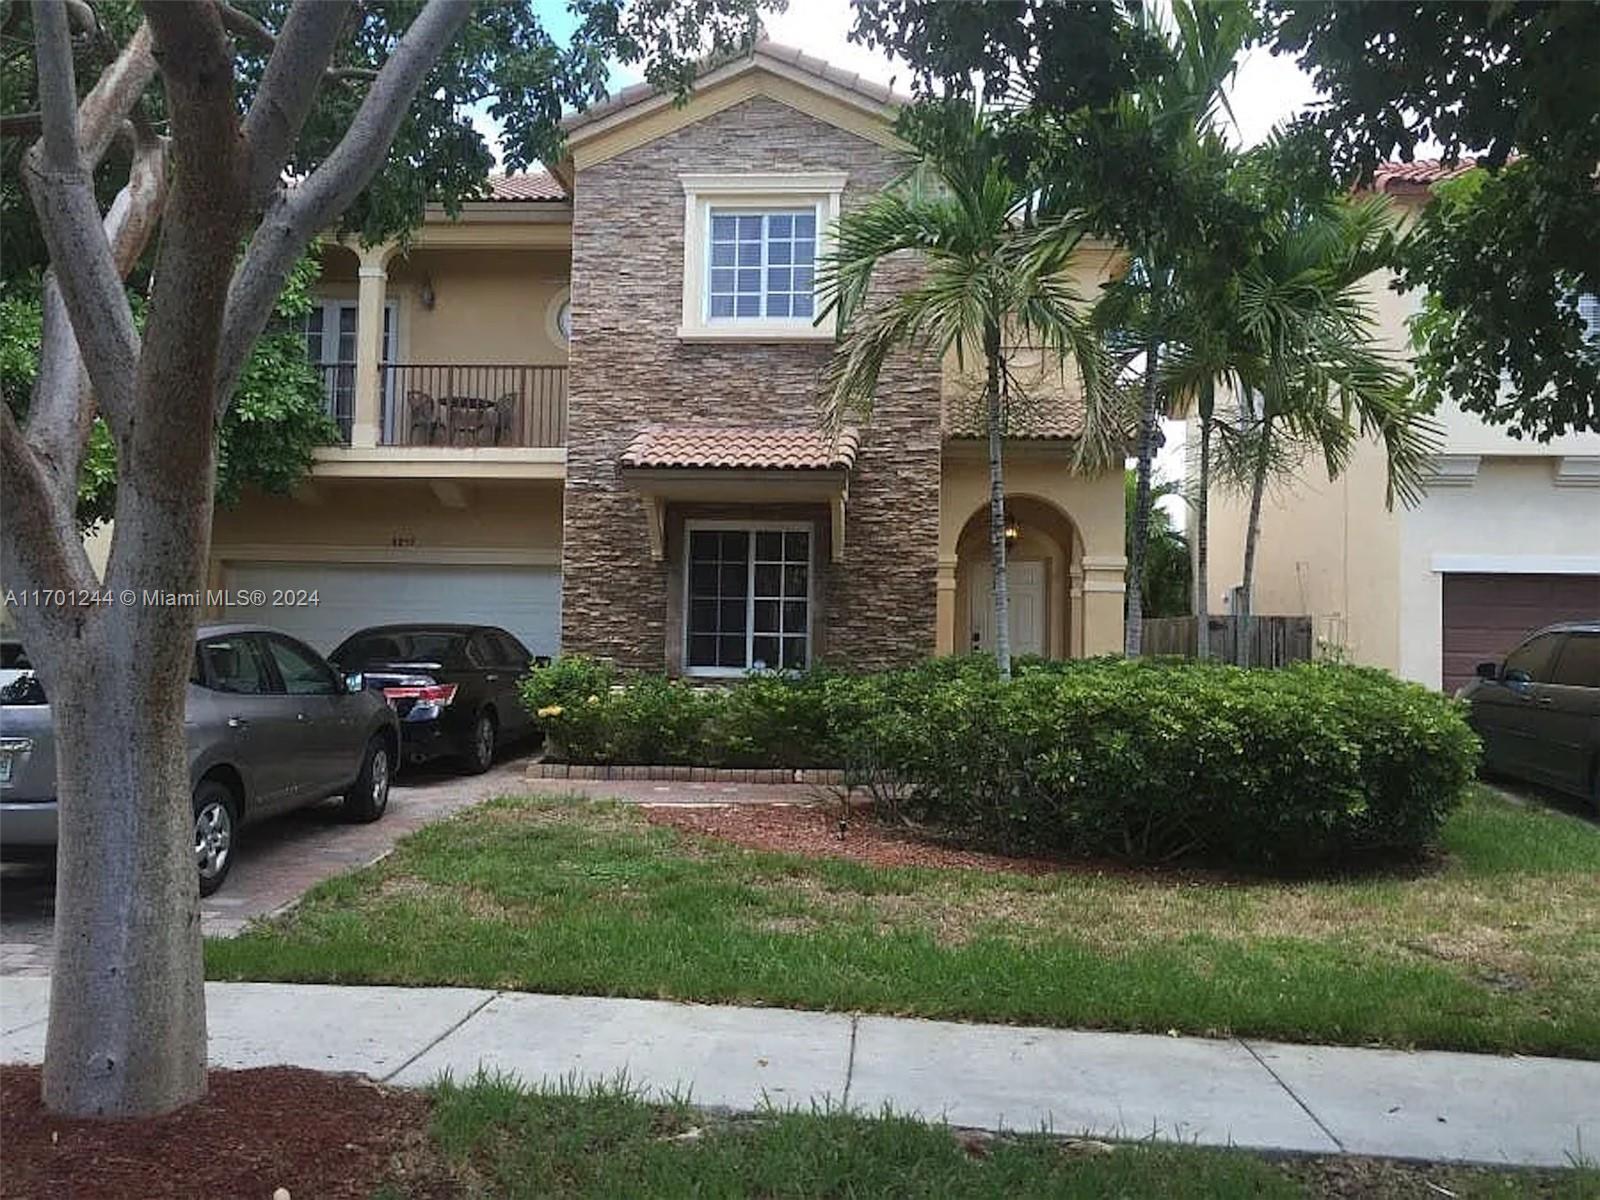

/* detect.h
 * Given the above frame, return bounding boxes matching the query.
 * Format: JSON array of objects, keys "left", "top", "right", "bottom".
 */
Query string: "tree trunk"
[
  {"left": 1238, "top": 420, "right": 1272, "bottom": 669},
  {"left": 984, "top": 320, "right": 1011, "bottom": 681},
  {"left": 5, "top": 0, "right": 473, "bottom": 1120},
  {"left": 42, "top": 636, "right": 206, "bottom": 1117},
  {"left": 1125, "top": 336, "right": 1163, "bottom": 657},
  {"left": 1194, "top": 387, "right": 1213, "bottom": 662}
]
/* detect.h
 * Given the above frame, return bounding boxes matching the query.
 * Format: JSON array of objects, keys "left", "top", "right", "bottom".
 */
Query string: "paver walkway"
[{"left": 2, "top": 978, "right": 1593, "bottom": 1169}]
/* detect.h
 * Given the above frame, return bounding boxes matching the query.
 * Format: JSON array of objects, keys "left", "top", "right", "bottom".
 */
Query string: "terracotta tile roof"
[
  {"left": 1371, "top": 158, "right": 1481, "bottom": 193},
  {"left": 564, "top": 38, "right": 906, "bottom": 135},
  {"left": 943, "top": 389, "right": 1087, "bottom": 441},
  {"left": 485, "top": 171, "right": 566, "bottom": 201},
  {"left": 620, "top": 425, "right": 860, "bottom": 471}
]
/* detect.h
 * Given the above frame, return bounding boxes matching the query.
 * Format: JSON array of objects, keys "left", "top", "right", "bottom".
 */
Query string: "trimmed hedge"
[{"left": 520, "top": 656, "right": 1479, "bottom": 869}]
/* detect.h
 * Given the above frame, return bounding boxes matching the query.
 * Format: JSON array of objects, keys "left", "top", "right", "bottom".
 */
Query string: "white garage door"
[{"left": 222, "top": 562, "right": 560, "bottom": 658}]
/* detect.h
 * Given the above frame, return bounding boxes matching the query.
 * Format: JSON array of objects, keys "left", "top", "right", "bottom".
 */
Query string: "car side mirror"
[
  {"left": 1475, "top": 661, "right": 1498, "bottom": 680},
  {"left": 343, "top": 672, "right": 365, "bottom": 695}
]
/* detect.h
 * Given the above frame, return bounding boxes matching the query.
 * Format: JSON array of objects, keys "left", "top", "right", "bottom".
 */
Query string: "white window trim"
[
  {"left": 678, "top": 173, "right": 845, "bottom": 342},
  {"left": 682, "top": 519, "right": 815, "bottom": 678}
]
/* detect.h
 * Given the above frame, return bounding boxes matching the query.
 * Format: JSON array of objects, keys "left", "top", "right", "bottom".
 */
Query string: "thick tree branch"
[
  {"left": 101, "top": 2, "right": 247, "bottom": 594},
  {"left": 26, "top": 129, "right": 169, "bottom": 507},
  {"left": 241, "top": 0, "right": 353, "bottom": 209},
  {"left": 0, "top": 404, "right": 98, "bottom": 607},
  {"left": 21, "top": 19, "right": 161, "bottom": 477},
  {"left": 22, "top": 0, "right": 141, "bottom": 433},
  {"left": 215, "top": 0, "right": 473, "bottom": 409},
  {"left": 75, "top": 20, "right": 157, "bottom": 168},
  {"left": 219, "top": 1, "right": 375, "bottom": 81}
]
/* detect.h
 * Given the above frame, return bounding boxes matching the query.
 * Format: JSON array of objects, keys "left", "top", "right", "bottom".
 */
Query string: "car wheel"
[
  {"left": 193, "top": 781, "right": 238, "bottom": 898},
  {"left": 342, "top": 735, "right": 392, "bottom": 824},
  {"left": 461, "top": 710, "right": 496, "bottom": 775}
]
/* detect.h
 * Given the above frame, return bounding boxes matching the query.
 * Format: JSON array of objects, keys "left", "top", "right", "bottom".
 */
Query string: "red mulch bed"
[
  {"left": 0, "top": 1064, "right": 454, "bottom": 1200},
  {"left": 643, "top": 801, "right": 1078, "bottom": 877}
]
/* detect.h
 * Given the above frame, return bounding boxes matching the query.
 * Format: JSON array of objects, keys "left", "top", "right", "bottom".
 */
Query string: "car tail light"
[{"left": 382, "top": 682, "right": 458, "bottom": 706}]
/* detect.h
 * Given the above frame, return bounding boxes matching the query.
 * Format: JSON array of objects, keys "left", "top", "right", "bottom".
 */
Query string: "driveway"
[{"left": 0, "top": 752, "right": 535, "bottom": 977}]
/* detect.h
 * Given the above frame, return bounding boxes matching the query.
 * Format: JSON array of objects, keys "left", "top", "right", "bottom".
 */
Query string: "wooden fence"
[{"left": 1142, "top": 615, "right": 1315, "bottom": 668}]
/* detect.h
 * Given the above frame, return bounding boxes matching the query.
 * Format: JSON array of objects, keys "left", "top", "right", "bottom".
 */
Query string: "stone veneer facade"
[{"left": 562, "top": 96, "right": 942, "bottom": 671}]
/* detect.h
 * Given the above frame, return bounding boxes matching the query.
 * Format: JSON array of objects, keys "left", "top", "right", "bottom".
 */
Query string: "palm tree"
[
  {"left": 1211, "top": 194, "right": 1437, "bottom": 664},
  {"left": 817, "top": 105, "right": 1103, "bottom": 681},
  {"left": 1124, "top": 470, "right": 1192, "bottom": 620},
  {"left": 1064, "top": 0, "right": 1256, "bottom": 657}
]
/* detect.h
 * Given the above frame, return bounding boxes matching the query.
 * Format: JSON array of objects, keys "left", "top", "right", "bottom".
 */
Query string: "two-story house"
[
  {"left": 205, "top": 42, "right": 1129, "bottom": 673},
  {"left": 1203, "top": 161, "right": 1600, "bottom": 693}
]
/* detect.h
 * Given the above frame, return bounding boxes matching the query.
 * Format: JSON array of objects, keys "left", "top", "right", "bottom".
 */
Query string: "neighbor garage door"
[
  {"left": 222, "top": 562, "right": 560, "bottom": 659},
  {"left": 1441, "top": 573, "right": 1600, "bottom": 693}
]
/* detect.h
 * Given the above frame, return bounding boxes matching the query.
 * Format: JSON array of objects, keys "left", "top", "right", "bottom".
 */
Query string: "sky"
[{"left": 486, "top": 1, "right": 1331, "bottom": 524}]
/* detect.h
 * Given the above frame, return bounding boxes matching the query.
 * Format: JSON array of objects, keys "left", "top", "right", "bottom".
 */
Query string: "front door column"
[{"left": 351, "top": 243, "right": 396, "bottom": 448}]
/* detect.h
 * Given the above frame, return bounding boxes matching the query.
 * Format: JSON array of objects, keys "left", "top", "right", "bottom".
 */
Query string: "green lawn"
[
  {"left": 396, "top": 1074, "right": 1596, "bottom": 1199},
  {"left": 208, "top": 787, "right": 1600, "bottom": 1058}
]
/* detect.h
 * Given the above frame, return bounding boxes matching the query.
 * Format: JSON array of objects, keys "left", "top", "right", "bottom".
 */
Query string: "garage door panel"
[
  {"left": 1442, "top": 573, "right": 1600, "bottom": 693},
  {"left": 223, "top": 563, "right": 560, "bottom": 659}
]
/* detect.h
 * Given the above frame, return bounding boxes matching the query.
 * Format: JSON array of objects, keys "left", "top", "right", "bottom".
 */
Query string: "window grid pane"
[
  {"left": 707, "top": 209, "right": 818, "bottom": 322},
  {"left": 688, "top": 528, "right": 810, "bottom": 671}
]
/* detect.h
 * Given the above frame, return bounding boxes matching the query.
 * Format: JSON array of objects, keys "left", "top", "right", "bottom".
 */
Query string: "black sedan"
[
  {"left": 330, "top": 625, "right": 537, "bottom": 773},
  {"left": 1457, "top": 620, "right": 1600, "bottom": 810}
]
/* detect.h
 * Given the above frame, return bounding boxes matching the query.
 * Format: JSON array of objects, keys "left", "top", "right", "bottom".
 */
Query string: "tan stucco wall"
[
  {"left": 209, "top": 479, "right": 564, "bottom": 572},
  {"left": 392, "top": 249, "right": 570, "bottom": 366},
  {"left": 313, "top": 245, "right": 571, "bottom": 367},
  {"left": 1203, "top": 425, "right": 1404, "bottom": 669},
  {"left": 939, "top": 451, "right": 1125, "bottom": 657}
]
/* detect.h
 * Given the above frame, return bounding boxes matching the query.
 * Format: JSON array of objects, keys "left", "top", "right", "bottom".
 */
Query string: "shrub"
[
  {"left": 520, "top": 656, "right": 1478, "bottom": 869},
  {"left": 888, "top": 660, "right": 1478, "bottom": 869}
]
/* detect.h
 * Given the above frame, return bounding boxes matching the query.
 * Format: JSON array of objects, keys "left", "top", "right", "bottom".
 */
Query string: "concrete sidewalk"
[{"left": 2, "top": 978, "right": 1594, "bottom": 1169}]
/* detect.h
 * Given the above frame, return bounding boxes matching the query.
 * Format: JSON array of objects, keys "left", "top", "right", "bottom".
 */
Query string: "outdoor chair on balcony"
[
  {"left": 491, "top": 392, "right": 521, "bottom": 445},
  {"left": 406, "top": 390, "right": 443, "bottom": 446}
]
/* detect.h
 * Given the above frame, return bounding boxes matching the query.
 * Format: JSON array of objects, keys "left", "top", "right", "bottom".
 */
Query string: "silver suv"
[{"left": 0, "top": 624, "right": 400, "bottom": 894}]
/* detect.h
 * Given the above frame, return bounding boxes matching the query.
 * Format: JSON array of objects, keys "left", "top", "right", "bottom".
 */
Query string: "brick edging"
[{"left": 526, "top": 763, "right": 847, "bottom": 786}]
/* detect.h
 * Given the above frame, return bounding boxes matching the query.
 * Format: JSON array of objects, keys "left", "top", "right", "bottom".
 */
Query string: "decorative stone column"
[
  {"left": 1079, "top": 553, "right": 1127, "bottom": 657},
  {"left": 934, "top": 557, "right": 958, "bottom": 656},
  {"left": 1068, "top": 563, "right": 1085, "bottom": 658},
  {"left": 351, "top": 244, "right": 395, "bottom": 448}
]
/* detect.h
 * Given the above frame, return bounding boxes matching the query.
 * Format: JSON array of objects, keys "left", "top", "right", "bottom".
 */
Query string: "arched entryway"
[{"left": 953, "top": 495, "right": 1083, "bottom": 659}]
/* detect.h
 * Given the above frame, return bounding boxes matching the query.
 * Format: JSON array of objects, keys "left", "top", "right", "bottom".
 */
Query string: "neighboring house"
[
  {"left": 205, "top": 42, "right": 1128, "bottom": 674},
  {"left": 1202, "top": 161, "right": 1600, "bottom": 693}
]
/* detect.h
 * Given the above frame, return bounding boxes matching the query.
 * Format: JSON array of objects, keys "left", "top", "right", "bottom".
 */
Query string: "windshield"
[{"left": 334, "top": 631, "right": 462, "bottom": 665}]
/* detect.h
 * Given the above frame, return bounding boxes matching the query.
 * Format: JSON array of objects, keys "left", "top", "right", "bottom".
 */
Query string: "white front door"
[{"left": 970, "top": 560, "right": 1046, "bottom": 658}]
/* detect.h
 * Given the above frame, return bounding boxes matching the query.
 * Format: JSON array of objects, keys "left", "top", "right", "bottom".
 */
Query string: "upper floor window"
[
  {"left": 678, "top": 173, "right": 844, "bottom": 341},
  {"left": 708, "top": 210, "right": 817, "bottom": 320}
]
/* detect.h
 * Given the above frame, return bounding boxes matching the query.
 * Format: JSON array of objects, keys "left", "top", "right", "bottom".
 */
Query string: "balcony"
[
  {"left": 311, "top": 362, "right": 568, "bottom": 482},
  {"left": 381, "top": 364, "right": 567, "bottom": 447}
]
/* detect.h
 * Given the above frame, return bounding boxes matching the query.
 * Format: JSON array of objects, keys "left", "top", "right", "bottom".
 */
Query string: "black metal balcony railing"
[
  {"left": 317, "top": 363, "right": 356, "bottom": 444},
  {"left": 380, "top": 363, "right": 568, "bottom": 448}
]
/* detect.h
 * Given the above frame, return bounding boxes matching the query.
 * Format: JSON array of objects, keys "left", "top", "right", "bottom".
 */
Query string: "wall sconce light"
[
  {"left": 420, "top": 277, "right": 436, "bottom": 310},
  {"left": 1003, "top": 510, "right": 1021, "bottom": 542}
]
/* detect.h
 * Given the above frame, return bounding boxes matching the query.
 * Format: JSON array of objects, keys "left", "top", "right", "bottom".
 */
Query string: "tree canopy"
[{"left": 1267, "top": 0, "right": 1600, "bottom": 440}]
